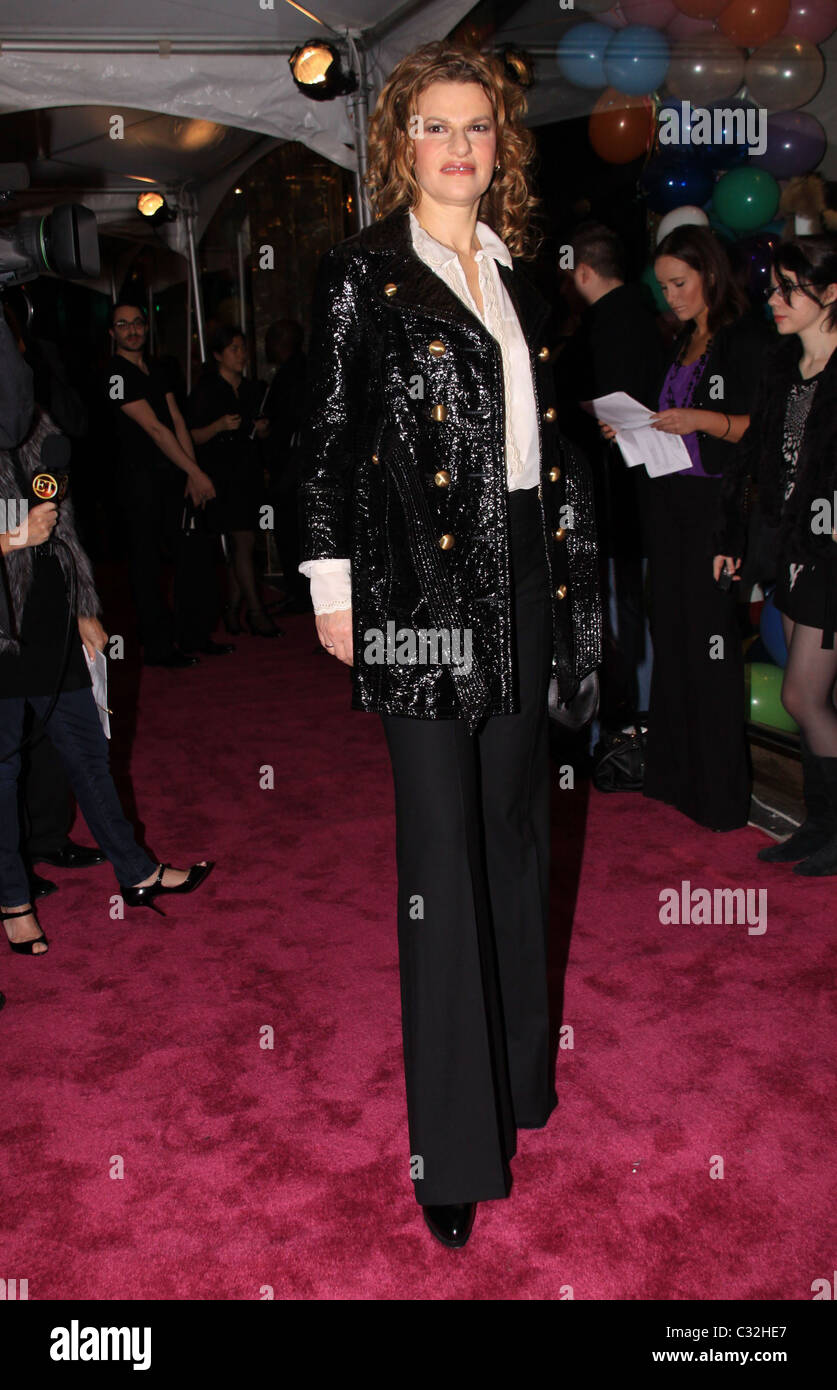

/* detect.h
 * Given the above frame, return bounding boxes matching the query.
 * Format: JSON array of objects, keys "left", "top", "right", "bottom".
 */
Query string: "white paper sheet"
[
  {"left": 83, "top": 647, "right": 111, "bottom": 739},
  {"left": 581, "top": 391, "right": 692, "bottom": 478}
]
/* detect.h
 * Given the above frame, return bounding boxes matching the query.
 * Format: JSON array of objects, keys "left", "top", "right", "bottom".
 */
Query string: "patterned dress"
[{"left": 773, "top": 366, "right": 836, "bottom": 647}]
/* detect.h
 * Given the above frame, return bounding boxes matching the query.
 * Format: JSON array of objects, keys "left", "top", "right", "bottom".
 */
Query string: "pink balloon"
[
  {"left": 665, "top": 10, "right": 718, "bottom": 35},
  {"left": 622, "top": 0, "right": 679, "bottom": 24},
  {"left": 598, "top": 4, "right": 631, "bottom": 28},
  {"left": 780, "top": 0, "right": 837, "bottom": 41}
]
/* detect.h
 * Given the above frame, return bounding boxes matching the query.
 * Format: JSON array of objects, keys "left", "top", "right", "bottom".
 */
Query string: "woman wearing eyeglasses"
[
  {"left": 714, "top": 235, "right": 837, "bottom": 875},
  {"left": 298, "top": 42, "right": 601, "bottom": 1248}
]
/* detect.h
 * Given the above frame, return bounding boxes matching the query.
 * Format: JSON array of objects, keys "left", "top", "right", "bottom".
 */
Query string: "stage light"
[
  {"left": 288, "top": 40, "right": 357, "bottom": 101},
  {"left": 136, "top": 192, "right": 177, "bottom": 226},
  {"left": 137, "top": 191, "right": 165, "bottom": 218}
]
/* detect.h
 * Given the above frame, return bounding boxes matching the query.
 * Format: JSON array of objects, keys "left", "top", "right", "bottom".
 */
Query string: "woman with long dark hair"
[
  {"left": 715, "top": 235, "right": 837, "bottom": 874},
  {"left": 297, "top": 42, "right": 601, "bottom": 1247},
  {"left": 187, "top": 326, "right": 281, "bottom": 637},
  {"left": 605, "top": 226, "right": 772, "bottom": 830}
]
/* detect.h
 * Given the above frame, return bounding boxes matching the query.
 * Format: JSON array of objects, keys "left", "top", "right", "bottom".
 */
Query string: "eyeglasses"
[
  {"left": 114, "top": 318, "right": 147, "bottom": 330},
  {"left": 765, "top": 278, "right": 813, "bottom": 305}
]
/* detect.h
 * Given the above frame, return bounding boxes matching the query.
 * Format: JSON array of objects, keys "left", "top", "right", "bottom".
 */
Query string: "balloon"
[
  {"left": 641, "top": 262, "right": 669, "bottom": 311},
  {"left": 657, "top": 96, "right": 756, "bottom": 166},
  {"left": 665, "top": 33, "right": 747, "bottom": 102},
  {"left": 779, "top": 0, "right": 837, "bottom": 41},
  {"left": 746, "top": 662, "right": 797, "bottom": 729},
  {"left": 656, "top": 204, "right": 710, "bottom": 241},
  {"left": 598, "top": 3, "right": 631, "bottom": 26},
  {"left": 748, "top": 110, "right": 826, "bottom": 177},
  {"left": 666, "top": 10, "right": 719, "bottom": 34},
  {"left": 712, "top": 166, "right": 780, "bottom": 232},
  {"left": 557, "top": 23, "right": 613, "bottom": 87},
  {"left": 621, "top": 0, "right": 678, "bottom": 23},
  {"left": 603, "top": 25, "right": 671, "bottom": 94},
  {"left": 589, "top": 87, "right": 656, "bottom": 161},
  {"left": 735, "top": 231, "right": 782, "bottom": 297},
  {"left": 672, "top": 0, "right": 727, "bottom": 14},
  {"left": 641, "top": 154, "right": 715, "bottom": 210},
  {"left": 760, "top": 595, "right": 789, "bottom": 668},
  {"left": 745, "top": 37, "right": 825, "bottom": 110},
  {"left": 719, "top": 0, "right": 791, "bottom": 44}
]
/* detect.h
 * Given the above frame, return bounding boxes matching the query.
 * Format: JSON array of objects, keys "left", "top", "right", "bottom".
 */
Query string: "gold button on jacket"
[
  {"left": 428, "top": 339, "right": 446, "bottom": 357},
  {"left": 431, "top": 403, "right": 448, "bottom": 423},
  {"left": 434, "top": 469, "right": 451, "bottom": 487},
  {"left": 439, "top": 533, "right": 455, "bottom": 550},
  {"left": 549, "top": 466, "right": 561, "bottom": 483}
]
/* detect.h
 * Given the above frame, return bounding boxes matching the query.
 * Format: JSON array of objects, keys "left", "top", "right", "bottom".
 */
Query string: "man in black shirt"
[
  {"left": 557, "top": 222, "right": 665, "bottom": 726},
  {"left": 106, "top": 304, "right": 225, "bottom": 666}
]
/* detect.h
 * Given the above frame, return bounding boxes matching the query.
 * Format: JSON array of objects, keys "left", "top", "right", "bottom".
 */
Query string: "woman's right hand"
[
  {"left": 713, "top": 555, "right": 742, "bottom": 582},
  {"left": 218, "top": 413, "right": 241, "bottom": 433},
  {"left": 22, "top": 501, "right": 58, "bottom": 548},
  {"left": 598, "top": 420, "right": 617, "bottom": 441},
  {"left": 315, "top": 607, "right": 353, "bottom": 665}
]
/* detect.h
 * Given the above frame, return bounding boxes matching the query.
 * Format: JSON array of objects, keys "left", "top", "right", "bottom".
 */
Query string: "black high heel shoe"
[
  {"left": 120, "top": 862, "right": 214, "bottom": 916},
  {"left": 2, "top": 906, "right": 49, "bottom": 955},
  {"left": 246, "top": 609, "right": 285, "bottom": 637}
]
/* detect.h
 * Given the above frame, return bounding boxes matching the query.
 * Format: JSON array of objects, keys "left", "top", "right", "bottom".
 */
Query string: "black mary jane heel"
[
  {"left": 2, "top": 906, "right": 49, "bottom": 955},
  {"left": 120, "top": 862, "right": 214, "bottom": 916}
]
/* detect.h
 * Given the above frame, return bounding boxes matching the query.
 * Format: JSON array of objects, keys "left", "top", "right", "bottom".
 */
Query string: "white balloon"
[{"left": 656, "top": 204, "right": 709, "bottom": 243}]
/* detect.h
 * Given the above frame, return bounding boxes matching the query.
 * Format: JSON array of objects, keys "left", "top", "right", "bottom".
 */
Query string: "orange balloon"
[
  {"left": 589, "top": 88, "right": 656, "bottom": 164},
  {"left": 719, "top": 0, "right": 791, "bottom": 43},
  {"left": 673, "top": 0, "right": 727, "bottom": 16}
]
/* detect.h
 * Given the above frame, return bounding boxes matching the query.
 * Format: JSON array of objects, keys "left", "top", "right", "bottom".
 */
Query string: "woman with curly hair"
[{"left": 297, "top": 42, "right": 601, "bottom": 1247}]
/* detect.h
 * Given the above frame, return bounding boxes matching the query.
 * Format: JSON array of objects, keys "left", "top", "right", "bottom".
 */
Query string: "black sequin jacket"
[{"left": 297, "top": 206, "right": 601, "bottom": 732}]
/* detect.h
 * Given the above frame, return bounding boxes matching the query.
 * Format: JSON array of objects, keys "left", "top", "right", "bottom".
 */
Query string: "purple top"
[{"left": 659, "top": 359, "right": 710, "bottom": 478}]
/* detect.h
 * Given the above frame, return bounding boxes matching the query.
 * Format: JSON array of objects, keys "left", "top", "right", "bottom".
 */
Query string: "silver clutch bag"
[{"left": 548, "top": 669, "right": 600, "bottom": 730}]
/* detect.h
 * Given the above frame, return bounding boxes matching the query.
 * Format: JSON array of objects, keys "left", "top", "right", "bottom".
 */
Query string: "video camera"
[{"left": 0, "top": 162, "right": 100, "bottom": 288}]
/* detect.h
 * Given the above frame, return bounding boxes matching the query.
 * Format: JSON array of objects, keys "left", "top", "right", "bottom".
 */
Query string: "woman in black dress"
[
  {"left": 604, "top": 226, "right": 772, "bottom": 830},
  {"left": 715, "top": 235, "right": 837, "bottom": 874},
  {"left": 0, "top": 409, "right": 213, "bottom": 964},
  {"left": 186, "top": 326, "right": 280, "bottom": 637}
]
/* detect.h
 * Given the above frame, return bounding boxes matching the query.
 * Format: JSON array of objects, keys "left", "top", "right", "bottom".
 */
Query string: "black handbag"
[
  {"left": 548, "top": 669, "right": 600, "bottom": 731},
  {"left": 592, "top": 721, "right": 648, "bottom": 792}
]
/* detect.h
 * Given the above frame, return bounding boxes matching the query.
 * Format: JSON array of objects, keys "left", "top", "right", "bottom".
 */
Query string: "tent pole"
[
  {"left": 185, "top": 210, "right": 206, "bottom": 364},
  {"left": 347, "top": 37, "right": 371, "bottom": 230},
  {"left": 186, "top": 261, "right": 193, "bottom": 395}
]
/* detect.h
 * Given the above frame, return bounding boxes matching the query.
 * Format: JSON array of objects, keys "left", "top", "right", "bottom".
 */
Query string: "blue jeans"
[{"left": 0, "top": 688, "right": 157, "bottom": 907}]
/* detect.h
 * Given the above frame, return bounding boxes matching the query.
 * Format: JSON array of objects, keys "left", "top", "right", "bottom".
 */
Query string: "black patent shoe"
[
  {"left": 2, "top": 906, "right": 49, "bottom": 955},
  {"left": 120, "top": 861, "right": 214, "bottom": 916},
  {"left": 422, "top": 1202, "right": 477, "bottom": 1249},
  {"left": 30, "top": 871, "right": 58, "bottom": 899},
  {"left": 38, "top": 841, "right": 106, "bottom": 869}
]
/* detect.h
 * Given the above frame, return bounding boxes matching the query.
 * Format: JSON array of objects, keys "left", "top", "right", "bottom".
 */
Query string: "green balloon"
[
  {"left": 712, "top": 168, "right": 780, "bottom": 234},
  {"left": 746, "top": 662, "right": 798, "bottom": 733},
  {"left": 641, "top": 263, "right": 667, "bottom": 314}
]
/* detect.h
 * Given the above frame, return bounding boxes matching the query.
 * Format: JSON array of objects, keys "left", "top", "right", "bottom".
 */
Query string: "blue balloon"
[
  {"left": 641, "top": 156, "right": 714, "bottom": 214},
  {"left": 604, "top": 25, "right": 670, "bottom": 97},
  {"left": 658, "top": 99, "right": 755, "bottom": 170},
  {"left": 760, "top": 592, "right": 788, "bottom": 669},
  {"left": 556, "top": 22, "right": 611, "bottom": 89}
]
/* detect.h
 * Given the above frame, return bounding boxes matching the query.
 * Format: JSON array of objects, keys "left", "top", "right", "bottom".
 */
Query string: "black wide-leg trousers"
[{"left": 380, "top": 485, "right": 556, "bottom": 1206}]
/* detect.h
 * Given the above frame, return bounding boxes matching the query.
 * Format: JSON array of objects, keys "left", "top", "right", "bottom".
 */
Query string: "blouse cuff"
[{"left": 299, "top": 557, "right": 352, "bottom": 614}]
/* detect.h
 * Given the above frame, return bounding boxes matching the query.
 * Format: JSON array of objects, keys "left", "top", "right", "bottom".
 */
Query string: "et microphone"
[{"left": 30, "top": 433, "right": 71, "bottom": 507}]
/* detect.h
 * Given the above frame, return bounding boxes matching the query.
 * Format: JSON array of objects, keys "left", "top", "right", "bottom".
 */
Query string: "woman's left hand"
[
  {"left": 78, "top": 616, "right": 108, "bottom": 661},
  {"left": 649, "top": 408, "right": 700, "bottom": 435},
  {"left": 253, "top": 416, "right": 270, "bottom": 439}
]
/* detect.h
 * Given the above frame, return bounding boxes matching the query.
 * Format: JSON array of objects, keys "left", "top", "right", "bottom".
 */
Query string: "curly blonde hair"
[{"left": 365, "top": 41, "right": 541, "bottom": 260}]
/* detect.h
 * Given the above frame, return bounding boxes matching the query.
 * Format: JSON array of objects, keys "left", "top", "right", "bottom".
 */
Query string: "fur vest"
[{"left": 0, "top": 409, "right": 101, "bottom": 655}]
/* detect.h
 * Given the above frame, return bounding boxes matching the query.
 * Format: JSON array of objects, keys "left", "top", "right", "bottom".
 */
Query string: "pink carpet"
[{"left": 1, "top": 616, "right": 835, "bottom": 1300}]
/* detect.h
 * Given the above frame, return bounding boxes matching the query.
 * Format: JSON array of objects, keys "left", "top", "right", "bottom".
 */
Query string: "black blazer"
[
  {"left": 297, "top": 206, "right": 602, "bottom": 732},
  {"left": 658, "top": 312, "right": 774, "bottom": 476}
]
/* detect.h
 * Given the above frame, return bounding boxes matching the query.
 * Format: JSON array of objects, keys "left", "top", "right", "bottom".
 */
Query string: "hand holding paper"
[{"left": 582, "top": 391, "right": 692, "bottom": 478}]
